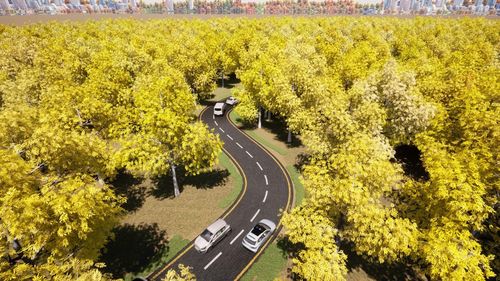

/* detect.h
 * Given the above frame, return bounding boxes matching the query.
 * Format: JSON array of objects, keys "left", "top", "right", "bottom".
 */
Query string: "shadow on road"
[
  {"left": 99, "top": 223, "right": 169, "bottom": 279},
  {"left": 149, "top": 168, "right": 230, "bottom": 199}
]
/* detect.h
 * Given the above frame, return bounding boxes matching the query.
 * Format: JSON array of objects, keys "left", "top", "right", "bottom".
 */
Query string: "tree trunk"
[
  {"left": 97, "top": 173, "right": 105, "bottom": 186},
  {"left": 287, "top": 129, "right": 292, "bottom": 143},
  {"left": 266, "top": 111, "right": 272, "bottom": 121},
  {"left": 221, "top": 72, "right": 224, "bottom": 88},
  {"left": 171, "top": 163, "right": 180, "bottom": 197},
  {"left": 258, "top": 107, "right": 262, "bottom": 129}
]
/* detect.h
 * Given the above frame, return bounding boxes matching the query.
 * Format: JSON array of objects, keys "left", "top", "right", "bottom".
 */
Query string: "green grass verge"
[
  {"left": 218, "top": 152, "right": 244, "bottom": 209},
  {"left": 241, "top": 242, "right": 288, "bottom": 281},
  {"left": 286, "top": 165, "right": 305, "bottom": 206},
  {"left": 229, "top": 110, "right": 287, "bottom": 156},
  {"left": 123, "top": 235, "right": 190, "bottom": 281}
]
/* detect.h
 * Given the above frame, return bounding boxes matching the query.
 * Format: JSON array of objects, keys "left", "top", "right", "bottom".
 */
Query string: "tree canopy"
[{"left": 1, "top": 17, "right": 498, "bottom": 280}]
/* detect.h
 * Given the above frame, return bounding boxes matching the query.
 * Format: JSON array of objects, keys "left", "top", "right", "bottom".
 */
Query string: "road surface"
[{"left": 148, "top": 104, "right": 292, "bottom": 281}]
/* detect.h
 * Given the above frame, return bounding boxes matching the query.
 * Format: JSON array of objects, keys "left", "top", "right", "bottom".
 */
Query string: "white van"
[
  {"left": 194, "top": 219, "right": 231, "bottom": 253},
  {"left": 214, "top": 102, "right": 226, "bottom": 116}
]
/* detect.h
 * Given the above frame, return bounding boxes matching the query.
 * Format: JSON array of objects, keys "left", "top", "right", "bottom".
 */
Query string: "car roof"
[
  {"left": 207, "top": 218, "right": 227, "bottom": 233},
  {"left": 251, "top": 223, "right": 268, "bottom": 236},
  {"left": 214, "top": 102, "right": 225, "bottom": 109}
]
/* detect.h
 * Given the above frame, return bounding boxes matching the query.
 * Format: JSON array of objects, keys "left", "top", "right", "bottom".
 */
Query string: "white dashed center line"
[
  {"left": 227, "top": 134, "right": 233, "bottom": 141},
  {"left": 264, "top": 175, "right": 269, "bottom": 185},
  {"left": 262, "top": 190, "right": 268, "bottom": 203},
  {"left": 256, "top": 161, "right": 263, "bottom": 171},
  {"left": 219, "top": 127, "right": 225, "bottom": 133},
  {"left": 236, "top": 142, "right": 243, "bottom": 149},
  {"left": 214, "top": 121, "right": 218, "bottom": 126},
  {"left": 250, "top": 209, "right": 260, "bottom": 222},
  {"left": 246, "top": 151, "right": 253, "bottom": 158},
  {"left": 212, "top": 115, "right": 215, "bottom": 119},
  {"left": 230, "top": 229, "right": 245, "bottom": 245},
  {"left": 204, "top": 252, "right": 222, "bottom": 270}
]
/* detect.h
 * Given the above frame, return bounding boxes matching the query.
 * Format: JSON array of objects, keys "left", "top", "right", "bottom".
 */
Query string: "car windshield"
[
  {"left": 244, "top": 236, "right": 256, "bottom": 245},
  {"left": 200, "top": 229, "right": 213, "bottom": 242},
  {"left": 251, "top": 224, "right": 267, "bottom": 236}
]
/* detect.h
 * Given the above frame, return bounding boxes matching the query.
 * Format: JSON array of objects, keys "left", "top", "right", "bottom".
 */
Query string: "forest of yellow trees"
[{"left": 0, "top": 17, "right": 498, "bottom": 281}]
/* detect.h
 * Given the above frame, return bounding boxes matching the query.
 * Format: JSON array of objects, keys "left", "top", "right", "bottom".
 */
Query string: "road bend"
[{"left": 148, "top": 104, "right": 292, "bottom": 281}]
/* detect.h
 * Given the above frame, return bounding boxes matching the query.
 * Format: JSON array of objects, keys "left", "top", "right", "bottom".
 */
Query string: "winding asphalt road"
[{"left": 147, "top": 104, "right": 292, "bottom": 281}]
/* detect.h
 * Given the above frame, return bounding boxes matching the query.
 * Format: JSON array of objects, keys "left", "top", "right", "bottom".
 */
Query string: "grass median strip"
[
  {"left": 286, "top": 165, "right": 305, "bottom": 206},
  {"left": 240, "top": 242, "right": 287, "bottom": 281}
]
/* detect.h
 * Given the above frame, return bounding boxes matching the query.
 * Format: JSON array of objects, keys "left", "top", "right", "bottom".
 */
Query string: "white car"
[
  {"left": 242, "top": 219, "right": 276, "bottom": 253},
  {"left": 213, "top": 102, "right": 226, "bottom": 116},
  {"left": 225, "top": 96, "right": 238, "bottom": 105},
  {"left": 194, "top": 219, "right": 231, "bottom": 253}
]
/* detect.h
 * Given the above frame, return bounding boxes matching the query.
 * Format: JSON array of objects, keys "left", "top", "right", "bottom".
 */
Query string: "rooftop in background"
[{"left": 0, "top": 0, "right": 498, "bottom": 22}]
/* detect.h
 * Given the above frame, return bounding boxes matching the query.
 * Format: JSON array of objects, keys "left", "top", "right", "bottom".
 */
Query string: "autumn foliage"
[{"left": 0, "top": 17, "right": 498, "bottom": 281}]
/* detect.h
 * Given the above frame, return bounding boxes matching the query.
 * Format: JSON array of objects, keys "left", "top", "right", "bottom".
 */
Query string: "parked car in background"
[
  {"left": 242, "top": 219, "right": 276, "bottom": 253},
  {"left": 225, "top": 96, "right": 238, "bottom": 105},
  {"left": 195, "top": 219, "right": 231, "bottom": 253},
  {"left": 214, "top": 102, "right": 226, "bottom": 116}
]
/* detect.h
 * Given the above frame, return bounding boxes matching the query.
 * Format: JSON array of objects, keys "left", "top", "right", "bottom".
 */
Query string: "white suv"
[
  {"left": 213, "top": 102, "right": 226, "bottom": 116},
  {"left": 242, "top": 219, "right": 276, "bottom": 253},
  {"left": 194, "top": 219, "right": 231, "bottom": 253}
]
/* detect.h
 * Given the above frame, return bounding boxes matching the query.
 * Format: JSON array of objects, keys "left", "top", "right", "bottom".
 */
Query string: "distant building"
[
  {"left": 453, "top": 0, "right": 464, "bottom": 9},
  {"left": 383, "top": 0, "right": 397, "bottom": 11},
  {"left": 475, "top": 0, "right": 483, "bottom": 10},
  {"left": 400, "top": 0, "right": 412, "bottom": 11},
  {"left": 0, "top": 0, "right": 11, "bottom": 10},
  {"left": 12, "top": 0, "right": 28, "bottom": 9},
  {"left": 26, "top": 0, "right": 40, "bottom": 9}
]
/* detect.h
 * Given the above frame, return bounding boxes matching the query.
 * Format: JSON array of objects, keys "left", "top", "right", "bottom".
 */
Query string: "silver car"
[
  {"left": 225, "top": 96, "right": 238, "bottom": 105},
  {"left": 242, "top": 219, "right": 276, "bottom": 253},
  {"left": 194, "top": 219, "right": 231, "bottom": 253}
]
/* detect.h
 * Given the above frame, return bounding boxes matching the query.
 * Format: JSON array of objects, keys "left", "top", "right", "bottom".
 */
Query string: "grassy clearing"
[
  {"left": 123, "top": 235, "right": 190, "bottom": 281},
  {"left": 241, "top": 242, "right": 288, "bottom": 281},
  {"left": 115, "top": 150, "right": 243, "bottom": 279}
]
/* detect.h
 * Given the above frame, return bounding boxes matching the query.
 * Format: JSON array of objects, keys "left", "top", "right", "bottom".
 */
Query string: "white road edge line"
[
  {"left": 262, "top": 190, "right": 268, "bottom": 203},
  {"left": 236, "top": 142, "right": 243, "bottom": 149},
  {"left": 256, "top": 161, "right": 263, "bottom": 171},
  {"left": 264, "top": 175, "right": 269, "bottom": 185},
  {"left": 230, "top": 229, "right": 245, "bottom": 245},
  {"left": 250, "top": 209, "right": 260, "bottom": 222},
  {"left": 204, "top": 252, "right": 222, "bottom": 270},
  {"left": 219, "top": 127, "right": 225, "bottom": 133},
  {"left": 227, "top": 134, "right": 233, "bottom": 141},
  {"left": 214, "top": 121, "right": 218, "bottom": 126},
  {"left": 246, "top": 151, "right": 253, "bottom": 158}
]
